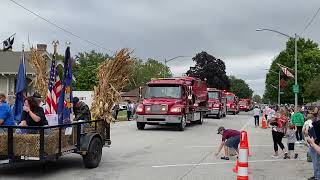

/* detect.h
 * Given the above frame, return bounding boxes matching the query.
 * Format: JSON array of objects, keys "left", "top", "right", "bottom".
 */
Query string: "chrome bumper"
[{"left": 136, "top": 114, "right": 182, "bottom": 124}]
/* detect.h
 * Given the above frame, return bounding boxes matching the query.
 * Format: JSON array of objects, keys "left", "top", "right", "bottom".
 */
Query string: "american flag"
[{"left": 45, "top": 60, "right": 62, "bottom": 114}]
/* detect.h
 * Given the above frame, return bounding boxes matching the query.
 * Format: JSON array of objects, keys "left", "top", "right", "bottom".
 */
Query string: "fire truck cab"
[
  {"left": 225, "top": 92, "right": 239, "bottom": 115},
  {"left": 239, "top": 98, "right": 253, "bottom": 112},
  {"left": 135, "top": 76, "right": 208, "bottom": 131},
  {"left": 205, "top": 88, "right": 227, "bottom": 119}
]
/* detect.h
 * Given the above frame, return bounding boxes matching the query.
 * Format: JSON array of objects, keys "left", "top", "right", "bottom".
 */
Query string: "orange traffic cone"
[
  {"left": 261, "top": 117, "right": 267, "bottom": 129},
  {"left": 233, "top": 159, "right": 239, "bottom": 173},
  {"left": 237, "top": 131, "right": 249, "bottom": 180}
]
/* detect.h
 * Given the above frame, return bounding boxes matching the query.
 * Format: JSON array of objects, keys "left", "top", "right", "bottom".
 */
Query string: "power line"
[
  {"left": 301, "top": 7, "right": 320, "bottom": 35},
  {"left": 8, "top": 0, "right": 114, "bottom": 53}
]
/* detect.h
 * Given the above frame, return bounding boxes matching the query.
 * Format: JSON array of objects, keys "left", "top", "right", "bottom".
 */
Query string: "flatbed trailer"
[{"left": 0, "top": 119, "right": 110, "bottom": 168}]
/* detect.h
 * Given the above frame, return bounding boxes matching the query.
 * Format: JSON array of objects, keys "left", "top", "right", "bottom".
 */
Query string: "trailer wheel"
[
  {"left": 178, "top": 115, "right": 186, "bottom": 131},
  {"left": 83, "top": 137, "right": 103, "bottom": 169},
  {"left": 137, "top": 122, "right": 145, "bottom": 130}
]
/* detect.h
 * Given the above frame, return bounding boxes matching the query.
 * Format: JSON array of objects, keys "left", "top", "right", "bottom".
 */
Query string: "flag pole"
[
  {"left": 22, "top": 43, "right": 27, "bottom": 97},
  {"left": 1, "top": 33, "right": 16, "bottom": 42}
]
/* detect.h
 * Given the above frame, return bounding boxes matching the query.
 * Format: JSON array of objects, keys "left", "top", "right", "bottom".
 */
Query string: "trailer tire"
[
  {"left": 178, "top": 115, "right": 186, "bottom": 131},
  {"left": 137, "top": 122, "right": 145, "bottom": 130},
  {"left": 83, "top": 137, "right": 102, "bottom": 169}
]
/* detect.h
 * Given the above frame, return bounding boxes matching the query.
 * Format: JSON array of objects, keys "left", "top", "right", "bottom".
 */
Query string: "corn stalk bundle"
[
  {"left": 28, "top": 48, "right": 48, "bottom": 97},
  {"left": 91, "top": 48, "right": 134, "bottom": 123}
]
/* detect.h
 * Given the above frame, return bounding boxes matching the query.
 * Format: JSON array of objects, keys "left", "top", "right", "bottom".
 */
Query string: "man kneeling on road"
[{"left": 215, "top": 126, "right": 240, "bottom": 160}]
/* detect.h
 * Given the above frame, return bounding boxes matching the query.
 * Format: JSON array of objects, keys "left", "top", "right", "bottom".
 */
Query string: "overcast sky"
[{"left": 1, "top": 0, "right": 320, "bottom": 96}]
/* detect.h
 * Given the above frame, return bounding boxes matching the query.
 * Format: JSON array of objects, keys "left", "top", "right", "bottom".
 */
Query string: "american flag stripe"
[{"left": 45, "top": 60, "right": 62, "bottom": 114}]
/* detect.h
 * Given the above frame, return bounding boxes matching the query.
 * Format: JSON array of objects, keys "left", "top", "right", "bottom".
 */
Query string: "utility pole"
[
  {"left": 256, "top": 28, "right": 299, "bottom": 110},
  {"left": 294, "top": 34, "right": 298, "bottom": 111}
]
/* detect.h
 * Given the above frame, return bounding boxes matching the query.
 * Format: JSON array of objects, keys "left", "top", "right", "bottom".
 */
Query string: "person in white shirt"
[{"left": 253, "top": 106, "right": 261, "bottom": 127}]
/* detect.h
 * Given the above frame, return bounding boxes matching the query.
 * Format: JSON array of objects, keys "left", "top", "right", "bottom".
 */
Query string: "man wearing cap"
[
  {"left": 215, "top": 126, "right": 240, "bottom": 160},
  {"left": 33, "top": 92, "right": 46, "bottom": 110},
  {"left": 73, "top": 97, "right": 91, "bottom": 121}
]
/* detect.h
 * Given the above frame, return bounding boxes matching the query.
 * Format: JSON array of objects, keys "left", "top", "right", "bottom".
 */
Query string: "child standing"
[{"left": 285, "top": 124, "right": 298, "bottom": 159}]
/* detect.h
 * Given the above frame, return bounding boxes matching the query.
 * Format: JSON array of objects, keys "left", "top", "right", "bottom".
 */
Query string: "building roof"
[
  {"left": 122, "top": 86, "right": 147, "bottom": 97},
  {"left": 0, "top": 50, "right": 52, "bottom": 75}
]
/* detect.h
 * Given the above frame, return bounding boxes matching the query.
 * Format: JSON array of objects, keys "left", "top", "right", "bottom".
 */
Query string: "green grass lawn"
[{"left": 117, "top": 110, "right": 128, "bottom": 121}]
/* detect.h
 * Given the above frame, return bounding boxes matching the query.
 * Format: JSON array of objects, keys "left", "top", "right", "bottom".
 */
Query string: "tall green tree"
[
  {"left": 73, "top": 50, "right": 111, "bottom": 90},
  {"left": 229, "top": 76, "right": 253, "bottom": 98},
  {"left": 264, "top": 38, "right": 320, "bottom": 104},
  {"left": 186, "top": 51, "right": 230, "bottom": 89},
  {"left": 304, "top": 75, "right": 320, "bottom": 102},
  {"left": 125, "top": 58, "right": 172, "bottom": 91},
  {"left": 252, "top": 94, "right": 262, "bottom": 103}
]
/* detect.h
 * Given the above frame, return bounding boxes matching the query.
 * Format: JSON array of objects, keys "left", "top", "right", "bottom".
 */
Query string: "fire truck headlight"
[
  {"left": 136, "top": 105, "right": 144, "bottom": 113},
  {"left": 170, "top": 107, "right": 182, "bottom": 113}
]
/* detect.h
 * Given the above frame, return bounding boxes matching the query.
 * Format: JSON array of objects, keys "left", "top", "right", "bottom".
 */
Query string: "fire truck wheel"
[
  {"left": 198, "top": 113, "right": 203, "bottom": 124},
  {"left": 223, "top": 110, "right": 227, "bottom": 117},
  {"left": 216, "top": 111, "right": 221, "bottom": 119},
  {"left": 137, "top": 122, "right": 145, "bottom": 130},
  {"left": 178, "top": 116, "right": 186, "bottom": 131},
  {"left": 82, "top": 137, "right": 103, "bottom": 169}
]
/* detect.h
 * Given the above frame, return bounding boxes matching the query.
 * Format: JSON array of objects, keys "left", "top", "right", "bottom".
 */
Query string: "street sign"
[
  {"left": 292, "top": 85, "right": 299, "bottom": 93},
  {"left": 280, "top": 92, "right": 284, "bottom": 95}
]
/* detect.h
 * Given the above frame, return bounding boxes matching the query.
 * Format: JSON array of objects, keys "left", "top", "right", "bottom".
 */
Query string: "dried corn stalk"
[
  {"left": 28, "top": 48, "right": 48, "bottom": 97},
  {"left": 91, "top": 48, "right": 134, "bottom": 123}
]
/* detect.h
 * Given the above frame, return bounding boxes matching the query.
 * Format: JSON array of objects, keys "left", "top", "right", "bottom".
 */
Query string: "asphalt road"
[{"left": 0, "top": 112, "right": 313, "bottom": 180}]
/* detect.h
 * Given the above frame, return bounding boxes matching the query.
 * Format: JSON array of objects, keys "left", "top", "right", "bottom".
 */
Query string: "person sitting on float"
[{"left": 18, "top": 96, "right": 48, "bottom": 134}]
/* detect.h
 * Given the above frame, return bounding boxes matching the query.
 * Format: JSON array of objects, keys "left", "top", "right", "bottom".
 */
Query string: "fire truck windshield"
[
  {"left": 239, "top": 101, "right": 247, "bottom": 105},
  {"left": 226, "top": 95, "right": 234, "bottom": 101},
  {"left": 145, "top": 85, "right": 181, "bottom": 99},
  {"left": 208, "top": 92, "right": 219, "bottom": 99}
]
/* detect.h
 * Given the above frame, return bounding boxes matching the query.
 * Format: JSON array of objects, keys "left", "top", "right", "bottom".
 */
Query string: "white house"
[{"left": 0, "top": 44, "right": 51, "bottom": 97}]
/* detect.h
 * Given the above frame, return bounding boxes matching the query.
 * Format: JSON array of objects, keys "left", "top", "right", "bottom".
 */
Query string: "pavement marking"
[
  {"left": 241, "top": 117, "right": 252, "bottom": 130},
  {"left": 152, "top": 159, "right": 306, "bottom": 168},
  {"left": 185, "top": 145, "right": 272, "bottom": 148}
]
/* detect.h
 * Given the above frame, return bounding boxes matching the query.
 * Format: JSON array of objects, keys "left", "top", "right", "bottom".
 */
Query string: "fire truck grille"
[{"left": 151, "top": 105, "right": 167, "bottom": 113}]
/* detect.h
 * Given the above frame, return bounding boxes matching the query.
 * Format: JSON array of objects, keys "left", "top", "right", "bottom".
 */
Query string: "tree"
[
  {"left": 125, "top": 58, "right": 172, "bottom": 91},
  {"left": 186, "top": 51, "right": 230, "bottom": 89},
  {"left": 264, "top": 38, "right": 320, "bottom": 104},
  {"left": 73, "top": 50, "right": 111, "bottom": 91},
  {"left": 252, "top": 94, "right": 262, "bottom": 103},
  {"left": 229, "top": 76, "right": 253, "bottom": 99},
  {"left": 304, "top": 75, "right": 320, "bottom": 102}
]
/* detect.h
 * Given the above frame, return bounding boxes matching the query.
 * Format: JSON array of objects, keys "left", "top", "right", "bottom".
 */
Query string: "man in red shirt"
[{"left": 215, "top": 126, "right": 240, "bottom": 160}]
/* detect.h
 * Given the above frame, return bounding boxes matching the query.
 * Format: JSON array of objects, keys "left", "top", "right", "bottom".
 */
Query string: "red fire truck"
[
  {"left": 239, "top": 98, "right": 253, "bottom": 112},
  {"left": 135, "top": 76, "right": 208, "bottom": 131},
  {"left": 205, "top": 88, "right": 227, "bottom": 119},
  {"left": 225, "top": 92, "right": 239, "bottom": 115}
]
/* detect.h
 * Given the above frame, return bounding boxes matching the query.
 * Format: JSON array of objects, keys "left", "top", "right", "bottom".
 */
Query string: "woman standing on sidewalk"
[
  {"left": 291, "top": 107, "right": 305, "bottom": 144},
  {"left": 270, "top": 107, "right": 289, "bottom": 158},
  {"left": 253, "top": 106, "right": 261, "bottom": 127}
]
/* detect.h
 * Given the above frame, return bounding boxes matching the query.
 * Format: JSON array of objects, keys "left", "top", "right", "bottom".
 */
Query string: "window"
[
  {"left": 208, "top": 92, "right": 219, "bottom": 99},
  {"left": 145, "top": 85, "right": 181, "bottom": 99}
]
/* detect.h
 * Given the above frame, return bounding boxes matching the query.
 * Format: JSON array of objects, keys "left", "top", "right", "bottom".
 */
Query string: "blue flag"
[
  {"left": 58, "top": 47, "right": 73, "bottom": 124},
  {"left": 13, "top": 50, "right": 26, "bottom": 122}
]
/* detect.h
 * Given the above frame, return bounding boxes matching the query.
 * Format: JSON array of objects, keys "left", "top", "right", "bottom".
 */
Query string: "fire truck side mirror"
[{"left": 139, "top": 86, "right": 142, "bottom": 98}]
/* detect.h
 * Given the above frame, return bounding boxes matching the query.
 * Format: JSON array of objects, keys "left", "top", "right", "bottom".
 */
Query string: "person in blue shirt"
[{"left": 0, "top": 93, "right": 16, "bottom": 130}]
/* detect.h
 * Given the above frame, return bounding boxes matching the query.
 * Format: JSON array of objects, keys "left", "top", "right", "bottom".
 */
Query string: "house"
[
  {"left": 121, "top": 86, "right": 146, "bottom": 102},
  {"left": 0, "top": 44, "right": 52, "bottom": 97}
]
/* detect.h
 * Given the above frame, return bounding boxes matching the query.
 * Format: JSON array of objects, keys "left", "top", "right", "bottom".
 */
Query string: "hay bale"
[
  {"left": 91, "top": 48, "right": 134, "bottom": 123},
  {"left": 0, "top": 129, "right": 77, "bottom": 157}
]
